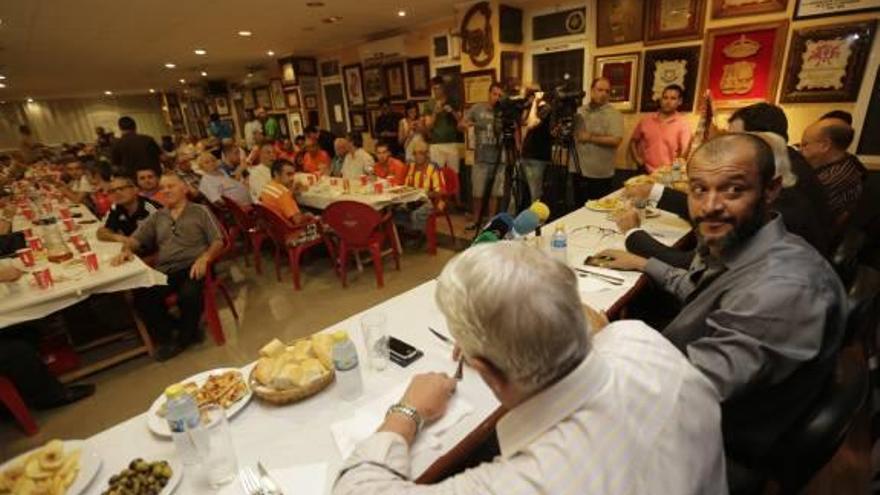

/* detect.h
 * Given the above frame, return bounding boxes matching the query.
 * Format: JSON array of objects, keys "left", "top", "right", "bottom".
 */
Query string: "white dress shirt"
[
  {"left": 333, "top": 320, "right": 727, "bottom": 495},
  {"left": 341, "top": 148, "right": 375, "bottom": 180},
  {"left": 248, "top": 163, "right": 272, "bottom": 203}
]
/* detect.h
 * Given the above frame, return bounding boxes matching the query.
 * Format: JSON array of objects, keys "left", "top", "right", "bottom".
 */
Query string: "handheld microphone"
[
  {"left": 530, "top": 201, "right": 550, "bottom": 222},
  {"left": 471, "top": 231, "right": 500, "bottom": 245},
  {"left": 481, "top": 212, "right": 514, "bottom": 238},
  {"left": 511, "top": 210, "right": 541, "bottom": 238}
]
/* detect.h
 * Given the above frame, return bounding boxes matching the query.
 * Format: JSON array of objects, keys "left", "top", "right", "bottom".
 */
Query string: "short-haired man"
[
  {"left": 461, "top": 82, "right": 505, "bottom": 229},
  {"left": 256, "top": 107, "right": 280, "bottom": 142},
  {"left": 395, "top": 140, "right": 445, "bottom": 235},
  {"left": 629, "top": 84, "right": 692, "bottom": 173},
  {"left": 300, "top": 126, "right": 332, "bottom": 175},
  {"left": 97, "top": 175, "right": 162, "bottom": 242},
  {"left": 373, "top": 143, "right": 407, "bottom": 186},
  {"left": 60, "top": 159, "right": 94, "bottom": 203},
  {"left": 260, "top": 159, "right": 307, "bottom": 224},
  {"left": 110, "top": 116, "right": 162, "bottom": 177},
  {"left": 597, "top": 134, "right": 847, "bottom": 492},
  {"left": 573, "top": 77, "right": 624, "bottom": 205},
  {"left": 197, "top": 152, "right": 251, "bottom": 206},
  {"left": 334, "top": 242, "right": 727, "bottom": 494},
  {"left": 374, "top": 97, "right": 404, "bottom": 157},
  {"left": 136, "top": 167, "right": 167, "bottom": 205},
  {"left": 220, "top": 143, "right": 246, "bottom": 178},
  {"left": 113, "top": 174, "right": 225, "bottom": 361},
  {"left": 424, "top": 76, "right": 461, "bottom": 197},
  {"left": 243, "top": 109, "right": 263, "bottom": 150},
  {"left": 248, "top": 143, "right": 276, "bottom": 203},
  {"left": 340, "top": 133, "right": 375, "bottom": 180}
]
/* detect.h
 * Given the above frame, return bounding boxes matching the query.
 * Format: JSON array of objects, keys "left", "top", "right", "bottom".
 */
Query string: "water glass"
[
  {"left": 360, "top": 312, "right": 389, "bottom": 371},
  {"left": 190, "top": 405, "right": 237, "bottom": 488}
]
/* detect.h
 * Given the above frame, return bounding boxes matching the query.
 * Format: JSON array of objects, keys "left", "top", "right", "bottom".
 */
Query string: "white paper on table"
[
  {"left": 271, "top": 462, "right": 327, "bottom": 494},
  {"left": 577, "top": 275, "right": 616, "bottom": 294},
  {"left": 330, "top": 384, "right": 474, "bottom": 459}
]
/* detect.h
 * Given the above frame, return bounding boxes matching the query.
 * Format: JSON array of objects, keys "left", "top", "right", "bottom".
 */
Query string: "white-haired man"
[{"left": 334, "top": 242, "right": 727, "bottom": 494}]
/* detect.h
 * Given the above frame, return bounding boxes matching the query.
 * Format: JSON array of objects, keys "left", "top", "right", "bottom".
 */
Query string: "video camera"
[
  {"left": 547, "top": 83, "right": 585, "bottom": 142},
  {"left": 493, "top": 94, "right": 532, "bottom": 138}
]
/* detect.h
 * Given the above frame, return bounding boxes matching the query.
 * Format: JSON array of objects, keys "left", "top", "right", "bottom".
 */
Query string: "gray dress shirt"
[
  {"left": 644, "top": 216, "right": 848, "bottom": 464},
  {"left": 572, "top": 103, "right": 623, "bottom": 179},
  {"left": 131, "top": 202, "right": 222, "bottom": 274}
]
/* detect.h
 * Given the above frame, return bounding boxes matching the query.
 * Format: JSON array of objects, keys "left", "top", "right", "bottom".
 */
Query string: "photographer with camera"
[
  {"left": 521, "top": 84, "right": 553, "bottom": 202},
  {"left": 460, "top": 82, "right": 505, "bottom": 230},
  {"left": 572, "top": 77, "right": 623, "bottom": 204}
]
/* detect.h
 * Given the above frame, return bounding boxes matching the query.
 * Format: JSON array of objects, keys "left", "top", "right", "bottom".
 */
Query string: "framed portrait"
[
  {"left": 698, "top": 21, "right": 789, "bottom": 109},
  {"left": 242, "top": 90, "right": 256, "bottom": 110},
  {"left": 712, "top": 0, "right": 788, "bottom": 19},
  {"left": 285, "top": 90, "right": 300, "bottom": 108},
  {"left": 213, "top": 96, "right": 230, "bottom": 116},
  {"left": 500, "top": 51, "right": 524, "bottom": 92},
  {"left": 640, "top": 46, "right": 701, "bottom": 112},
  {"left": 304, "top": 95, "right": 318, "bottom": 110},
  {"left": 780, "top": 20, "right": 877, "bottom": 103},
  {"left": 462, "top": 69, "right": 496, "bottom": 106},
  {"left": 269, "top": 79, "right": 287, "bottom": 110},
  {"left": 254, "top": 87, "right": 272, "bottom": 110},
  {"left": 368, "top": 107, "right": 383, "bottom": 137},
  {"left": 287, "top": 112, "right": 304, "bottom": 138},
  {"left": 407, "top": 57, "right": 432, "bottom": 98},
  {"left": 363, "top": 66, "right": 386, "bottom": 104},
  {"left": 597, "top": 0, "right": 645, "bottom": 47},
  {"left": 277, "top": 114, "right": 290, "bottom": 138},
  {"left": 320, "top": 60, "right": 340, "bottom": 78},
  {"left": 350, "top": 109, "right": 368, "bottom": 133},
  {"left": 279, "top": 58, "right": 297, "bottom": 87},
  {"left": 383, "top": 62, "right": 407, "bottom": 100},
  {"left": 342, "top": 64, "right": 365, "bottom": 107},
  {"left": 293, "top": 57, "right": 318, "bottom": 77},
  {"left": 645, "top": 0, "right": 706, "bottom": 45},
  {"left": 794, "top": 0, "right": 880, "bottom": 20},
  {"left": 595, "top": 53, "right": 641, "bottom": 113},
  {"left": 856, "top": 65, "right": 880, "bottom": 158}
]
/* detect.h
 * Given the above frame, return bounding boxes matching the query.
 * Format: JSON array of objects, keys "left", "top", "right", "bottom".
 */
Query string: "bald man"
[{"left": 799, "top": 117, "right": 866, "bottom": 226}]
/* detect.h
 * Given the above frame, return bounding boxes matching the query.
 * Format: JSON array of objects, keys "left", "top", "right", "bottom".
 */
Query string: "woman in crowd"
[{"left": 398, "top": 101, "right": 426, "bottom": 163}]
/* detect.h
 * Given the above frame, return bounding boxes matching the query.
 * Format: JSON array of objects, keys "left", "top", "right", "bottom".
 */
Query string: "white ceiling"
[{"left": 0, "top": 0, "right": 460, "bottom": 101}]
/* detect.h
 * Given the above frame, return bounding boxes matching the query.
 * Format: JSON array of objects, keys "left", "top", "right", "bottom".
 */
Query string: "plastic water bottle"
[
  {"left": 550, "top": 224, "right": 568, "bottom": 264},
  {"left": 332, "top": 331, "right": 363, "bottom": 401},
  {"left": 164, "top": 383, "right": 201, "bottom": 465}
]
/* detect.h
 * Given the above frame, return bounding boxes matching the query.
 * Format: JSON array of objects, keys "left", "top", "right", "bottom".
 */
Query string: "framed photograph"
[
  {"left": 254, "top": 87, "right": 272, "bottom": 110},
  {"left": 712, "top": 0, "right": 788, "bottom": 19},
  {"left": 368, "top": 107, "right": 383, "bottom": 137},
  {"left": 285, "top": 90, "right": 300, "bottom": 108},
  {"left": 595, "top": 53, "right": 641, "bottom": 113},
  {"left": 287, "top": 112, "right": 304, "bottom": 138},
  {"left": 645, "top": 0, "right": 706, "bottom": 45},
  {"left": 383, "top": 62, "right": 407, "bottom": 100},
  {"left": 780, "top": 20, "right": 877, "bottom": 103},
  {"left": 794, "top": 0, "right": 880, "bottom": 20},
  {"left": 277, "top": 114, "right": 290, "bottom": 138},
  {"left": 856, "top": 65, "right": 880, "bottom": 158},
  {"left": 242, "top": 90, "right": 256, "bottom": 110},
  {"left": 279, "top": 58, "right": 297, "bottom": 87},
  {"left": 462, "top": 69, "right": 496, "bottom": 106},
  {"left": 213, "top": 96, "right": 230, "bottom": 116},
  {"left": 293, "top": 57, "right": 318, "bottom": 77},
  {"left": 304, "top": 95, "right": 318, "bottom": 110},
  {"left": 350, "top": 109, "right": 368, "bottom": 132},
  {"left": 640, "top": 46, "right": 701, "bottom": 112},
  {"left": 320, "top": 60, "right": 340, "bottom": 78},
  {"left": 407, "top": 57, "right": 432, "bottom": 98},
  {"left": 363, "top": 66, "right": 386, "bottom": 104},
  {"left": 500, "top": 51, "right": 524, "bottom": 91},
  {"left": 343, "top": 64, "right": 365, "bottom": 107},
  {"left": 269, "top": 79, "right": 287, "bottom": 110},
  {"left": 698, "top": 20, "right": 789, "bottom": 109},
  {"left": 597, "top": 0, "right": 645, "bottom": 47}
]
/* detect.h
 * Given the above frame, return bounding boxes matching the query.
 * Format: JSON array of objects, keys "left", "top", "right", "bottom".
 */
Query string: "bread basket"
[{"left": 248, "top": 366, "right": 335, "bottom": 405}]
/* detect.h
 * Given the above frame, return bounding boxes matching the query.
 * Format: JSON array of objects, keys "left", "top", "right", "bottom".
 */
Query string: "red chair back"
[
  {"left": 440, "top": 165, "right": 459, "bottom": 196},
  {"left": 222, "top": 196, "right": 256, "bottom": 230},
  {"left": 253, "top": 204, "right": 305, "bottom": 245},
  {"left": 322, "top": 201, "right": 383, "bottom": 247}
]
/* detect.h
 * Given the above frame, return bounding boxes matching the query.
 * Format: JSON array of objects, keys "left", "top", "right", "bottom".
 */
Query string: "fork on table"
[{"left": 239, "top": 466, "right": 268, "bottom": 495}]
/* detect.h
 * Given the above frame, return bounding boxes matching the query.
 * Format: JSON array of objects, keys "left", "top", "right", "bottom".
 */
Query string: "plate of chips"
[
  {"left": 0, "top": 439, "right": 100, "bottom": 495},
  {"left": 584, "top": 196, "right": 623, "bottom": 212},
  {"left": 146, "top": 368, "right": 251, "bottom": 437}
]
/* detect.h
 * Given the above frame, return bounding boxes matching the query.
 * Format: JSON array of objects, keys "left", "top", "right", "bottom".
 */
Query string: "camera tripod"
[
  {"left": 471, "top": 128, "right": 531, "bottom": 240},
  {"left": 543, "top": 130, "right": 583, "bottom": 220}
]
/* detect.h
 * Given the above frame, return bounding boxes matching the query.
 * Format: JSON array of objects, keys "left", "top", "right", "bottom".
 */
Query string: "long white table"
[{"left": 294, "top": 175, "right": 427, "bottom": 211}]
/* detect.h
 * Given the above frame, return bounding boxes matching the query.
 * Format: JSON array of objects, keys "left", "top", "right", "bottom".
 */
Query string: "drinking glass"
[
  {"left": 360, "top": 312, "right": 389, "bottom": 371},
  {"left": 190, "top": 405, "right": 237, "bottom": 488}
]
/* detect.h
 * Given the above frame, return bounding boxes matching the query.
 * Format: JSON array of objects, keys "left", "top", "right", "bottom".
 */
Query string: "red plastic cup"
[
  {"left": 373, "top": 182, "right": 384, "bottom": 194},
  {"left": 58, "top": 207, "right": 71, "bottom": 219},
  {"left": 16, "top": 248, "right": 35, "bottom": 267},
  {"left": 33, "top": 267, "right": 53, "bottom": 289},
  {"left": 330, "top": 178, "right": 339, "bottom": 187},
  {"left": 82, "top": 251, "right": 99, "bottom": 272},
  {"left": 62, "top": 218, "right": 76, "bottom": 232},
  {"left": 27, "top": 237, "right": 44, "bottom": 251},
  {"left": 71, "top": 235, "right": 90, "bottom": 253},
  {"left": 360, "top": 175, "right": 368, "bottom": 186}
]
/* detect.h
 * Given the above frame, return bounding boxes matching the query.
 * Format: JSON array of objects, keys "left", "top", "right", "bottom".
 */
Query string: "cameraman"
[
  {"left": 460, "top": 82, "right": 505, "bottom": 230},
  {"left": 521, "top": 84, "right": 552, "bottom": 202},
  {"left": 573, "top": 77, "right": 623, "bottom": 204}
]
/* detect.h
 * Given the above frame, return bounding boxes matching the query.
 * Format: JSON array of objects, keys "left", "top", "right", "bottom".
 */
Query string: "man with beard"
[{"left": 595, "top": 133, "right": 847, "bottom": 494}]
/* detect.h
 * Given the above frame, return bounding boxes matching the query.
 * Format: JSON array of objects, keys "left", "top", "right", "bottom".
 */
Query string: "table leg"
[{"left": 125, "top": 290, "right": 155, "bottom": 357}]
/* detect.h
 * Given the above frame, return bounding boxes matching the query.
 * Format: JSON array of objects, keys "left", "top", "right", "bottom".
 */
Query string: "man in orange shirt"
[
  {"left": 260, "top": 159, "right": 322, "bottom": 247},
  {"left": 373, "top": 143, "right": 407, "bottom": 185},
  {"left": 299, "top": 127, "right": 331, "bottom": 175}
]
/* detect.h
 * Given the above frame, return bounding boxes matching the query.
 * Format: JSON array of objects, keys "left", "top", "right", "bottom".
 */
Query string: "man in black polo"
[
  {"left": 97, "top": 175, "right": 162, "bottom": 242},
  {"left": 111, "top": 116, "right": 162, "bottom": 177}
]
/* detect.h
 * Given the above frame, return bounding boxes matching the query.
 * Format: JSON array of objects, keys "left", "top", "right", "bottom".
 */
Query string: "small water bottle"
[
  {"left": 550, "top": 224, "right": 568, "bottom": 264},
  {"left": 332, "top": 331, "right": 363, "bottom": 401},
  {"left": 164, "top": 383, "right": 201, "bottom": 465}
]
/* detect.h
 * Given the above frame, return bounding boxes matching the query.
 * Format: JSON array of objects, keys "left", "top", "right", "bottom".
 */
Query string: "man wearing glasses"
[{"left": 97, "top": 175, "right": 162, "bottom": 242}]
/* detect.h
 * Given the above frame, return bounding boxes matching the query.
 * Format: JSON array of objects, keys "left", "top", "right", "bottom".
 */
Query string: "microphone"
[
  {"left": 480, "top": 212, "right": 514, "bottom": 238},
  {"left": 530, "top": 201, "right": 550, "bottom": 222},
  {"left": 471, "top": 231, "right": 500, "bottom": 245},
  {"left": 511, "top": 209, "right": 541, "bottom": 238}
]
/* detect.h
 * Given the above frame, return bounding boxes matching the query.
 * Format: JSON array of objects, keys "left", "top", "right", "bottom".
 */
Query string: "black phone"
[
  {"left": 584, "top": 254, "right": 614, "bottom": 267},
  {"left": 388, "top": 337, "right": 422, "bottom": 367}
]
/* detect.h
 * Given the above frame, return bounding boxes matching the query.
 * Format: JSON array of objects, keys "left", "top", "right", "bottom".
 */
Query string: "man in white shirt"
[
  {"left": 340, "top": 134, "right": 375, "bottom": 180},
  {"left": 196, "top": 152, "right": 251, "bottom": 206},
  {"left": 334, "top": 242, "right": 727, "bottom": 495},
  {"left": 60, "top": 159, "right": 93, "bottom": 203},
  {"left": 243, "top": 109, "right": 263, "bottom": 150},
  {"left": 248, "top": 143, "right": 275, "bottom": 203}
]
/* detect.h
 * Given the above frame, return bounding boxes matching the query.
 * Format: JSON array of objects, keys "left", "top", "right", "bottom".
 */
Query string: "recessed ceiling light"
[
  {"left": 164, "top": 63, "right": 176, "bottom": 69},
  {"left": 306, "top": 1, "right": 325, "bottom": 6},
  {"left": 194, "top": 49, "right": 207, "bottom": 55},
  {"left": 149, "top": 88, "right": 156, "bottom": 93},
  {"left": 267, "top": 50, "right": 275, "bottom": 56},
  {"left": 26, "top": 97, "right": 34, "bottom": 103},
  {"left": 104, "top": 90, "right": 113, "bottom": 95},
  {"left": 247, "top": 72, "right": 254, "bottom": 78},
  {"left": 322, "top": 16, "right": 342, "bottom": 23},
  {"left": 398, "top": 10, "right": 406, "bottom": 17},
  {"left": 179, "top": 78, "right": 186, "bottom": 84},
  {"left": 0, "top": 75, "right": 6, "bottom": 80},
  {"left": 238, "top": 30, "right": 252, "bottom": 37},
  {"left": 200, "top": 71, "right": 208, "bottom": 77},
  {"left": 0, "top": 83, "right": 6, "bottom": 89},
  {"left": 0, "top": 101, "right": 5, "bottom": 105}
]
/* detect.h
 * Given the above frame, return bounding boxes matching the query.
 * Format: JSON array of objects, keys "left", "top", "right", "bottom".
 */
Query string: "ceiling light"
[
  {"left": 0, "top": 101, "right": 6, "bottom": 105},
  {"left": 247, "top": 72, "right": 254, "bottom": 78},
  {"left": 179, "top": 78, "right": 186, "bottom": 84},
  {"left": 149, "top": 88, "right": 156, "bottom": 93},
  {"left": 104, "top": 90, "right": 113, "bottom": 95},
  {"left": 194, "top": 49, "right": 207, "bottom": 55},
  {"left": 200, "top": 71, "right": 208, "bottom": 77},
  {"left": 267, "top": 50, "right": 275, "bottom": 56},
  {"left": 306, "top": 1, "right": 325, "bottom": 6},
  {"left": 238, "top": 30, "right": 252, "bottom": 37},
  {"left": 26, "top": 97, "right": 34, "bottom": 103},
  {"left": 164, "top": 63, "right": 176, "bottom": 69},
  {"left": 0, "top": 75, "right": 6, "bottom": 80},
  {"left": 0, "top": 83, "right": 5, "bottom": 89},
  {"left": 398, "top": 10, "right": 406, "bottom": 17}
]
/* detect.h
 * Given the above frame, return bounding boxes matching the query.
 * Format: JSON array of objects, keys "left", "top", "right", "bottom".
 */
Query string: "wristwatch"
[{"left": 387, "top": 403, "right": 424, "bottom": 433}]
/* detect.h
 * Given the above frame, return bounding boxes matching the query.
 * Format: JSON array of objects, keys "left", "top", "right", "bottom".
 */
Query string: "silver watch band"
[{"left": 387, "top": 403, "right": 424, "bottom": 432}]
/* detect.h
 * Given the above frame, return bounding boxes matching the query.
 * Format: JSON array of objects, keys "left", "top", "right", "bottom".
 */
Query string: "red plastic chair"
[
  {"left": 322, "top": 200, "right": 400, "bottom": 288},
  {"left": 0, "top": 376, "right": 38, "bottom": 436},
  {"left": 253, "top": 204, "right": 336, "bottom": 291},
  {"left": 425, "top": 167, "right": 458, "bottom": 255},
  {"left": 222, "top": 196, "right": 268, "bottom": 273}
]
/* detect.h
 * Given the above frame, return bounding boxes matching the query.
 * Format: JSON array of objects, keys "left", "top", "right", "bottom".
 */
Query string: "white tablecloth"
[{"left": 295, "top": 175, "right": 427, "bottom": 211}]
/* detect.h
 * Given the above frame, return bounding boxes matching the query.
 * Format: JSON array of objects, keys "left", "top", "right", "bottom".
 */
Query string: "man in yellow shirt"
[
  {"left": 259, "top": 159, "right": 320, "bottom": 246},
  {"left": 396, "top": 141, "right": 445, "bottom": 234}
]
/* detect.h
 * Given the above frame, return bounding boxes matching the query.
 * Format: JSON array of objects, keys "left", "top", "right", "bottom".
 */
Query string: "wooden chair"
[{"left": 322, "top": 200, "right": 400, "bottom": 288}]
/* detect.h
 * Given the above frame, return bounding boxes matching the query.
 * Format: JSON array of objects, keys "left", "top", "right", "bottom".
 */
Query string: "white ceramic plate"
[
  {"left": 160, "top": 459, "right": 183, "bottom": 494},
  {"left": 146, "top": 367, "right": 252, "bottom": 437},
  {"left": 0, "top": 440, "right": 102, "bottom": 495}
]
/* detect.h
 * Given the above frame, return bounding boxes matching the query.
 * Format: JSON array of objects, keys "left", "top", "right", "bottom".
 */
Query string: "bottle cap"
[
  {"left": 164, "top": 383, "right": 184, "bottom": 399},
  {"left": 332, "top": 330, "right": 349, "bottom": 342}
]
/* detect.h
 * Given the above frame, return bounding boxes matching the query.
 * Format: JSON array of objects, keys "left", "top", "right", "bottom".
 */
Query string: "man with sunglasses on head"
[{"left": 97, "top": 174, "right": 162, "bottom": 243}]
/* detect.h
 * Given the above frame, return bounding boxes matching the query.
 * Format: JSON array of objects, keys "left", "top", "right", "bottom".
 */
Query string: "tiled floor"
[{"left": 0, "top": 228, "right": 464, "bottom": 462}]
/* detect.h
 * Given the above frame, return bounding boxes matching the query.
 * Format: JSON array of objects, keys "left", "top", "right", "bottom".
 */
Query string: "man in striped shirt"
[
  {"left": 394, "top": 141, "right": 445, "bottom": 235},
  {"left": 334, "top": 242, "right": 727, "bottom": 495}
]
